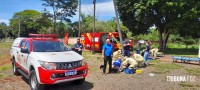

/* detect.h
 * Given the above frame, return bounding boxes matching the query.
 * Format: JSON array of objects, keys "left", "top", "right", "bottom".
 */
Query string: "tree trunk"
[
  {"left": 157, "top": 25, "right": 164, "bottom": 51},
  {"left": 157, "top": 23, "right": 170, "bottom": 52},
  {"left": 53, "top": 11, "right": 56, "bottom": 33},
  {"left": 163, "top": 31, "right": 170, "bottom": 51},
  {"left": 163, "top": 27, "right": 170, "bottom": 51}
]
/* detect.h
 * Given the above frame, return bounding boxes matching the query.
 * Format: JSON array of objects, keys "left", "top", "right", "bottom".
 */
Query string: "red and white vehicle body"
[
  {"left": 10, "top": 34, "right": 88, "bottom": 90},
  {"left": 81, "top": 32, "right": 133, "bottom": 52}
]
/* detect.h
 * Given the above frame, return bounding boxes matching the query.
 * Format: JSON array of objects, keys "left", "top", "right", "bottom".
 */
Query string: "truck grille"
[{"left": 56, "top": 61, "right": 82, "bottom": 70}]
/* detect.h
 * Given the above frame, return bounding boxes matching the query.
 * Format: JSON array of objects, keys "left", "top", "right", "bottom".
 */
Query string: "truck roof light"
[{"left": 29, "top": 34, "right": 57, "bottom": 39}]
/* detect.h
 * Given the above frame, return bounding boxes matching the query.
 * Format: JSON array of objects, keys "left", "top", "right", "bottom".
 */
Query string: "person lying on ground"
[{"left": 112, "top": 57, "right": 122, "bottom": 72}]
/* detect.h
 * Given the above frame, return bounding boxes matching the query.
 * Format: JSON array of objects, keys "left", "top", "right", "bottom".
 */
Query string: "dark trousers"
[
  {"left": 136, "top": 50, "right": 140, "bottom": 54},
  {"left": 124, "top": 50, "right": 130, "bottom": 57},
  {"left": 103, "top": 56, "right": 112, "bottom": 73}
]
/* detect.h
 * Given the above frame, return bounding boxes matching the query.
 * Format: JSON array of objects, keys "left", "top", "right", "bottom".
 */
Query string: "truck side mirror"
[{"left": 21, "top": 47, "right": 30, "bottom": 54}]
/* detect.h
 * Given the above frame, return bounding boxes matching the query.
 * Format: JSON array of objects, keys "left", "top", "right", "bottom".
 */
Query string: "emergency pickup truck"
[{"left": 10, "top": 34, "right": 88, "bottom": 90}]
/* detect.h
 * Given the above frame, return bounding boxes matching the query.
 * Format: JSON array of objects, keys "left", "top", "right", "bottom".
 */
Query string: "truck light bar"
[{"left": 29, "top": 34, "right": 57, "bottom": 39}]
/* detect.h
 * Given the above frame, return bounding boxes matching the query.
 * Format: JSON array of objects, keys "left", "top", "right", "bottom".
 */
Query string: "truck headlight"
[{"left": 38, "top": 61, "right": 57, "bottom": 70}]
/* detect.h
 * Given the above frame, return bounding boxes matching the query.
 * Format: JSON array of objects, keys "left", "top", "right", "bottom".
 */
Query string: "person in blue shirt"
[
  {"left": 143, "top": 40, "right": 151, "bottom": 66},
  {"left": 123, "top": 39, "right": 130, "bottom": 57},
  {"left": 74, "top": 39, "right": 83, "bottom": 55},
  {"left": 136, "top": 41, "right": 141, "bottom": 54},
  {"left": 102, "top": 39, "right": 113, "bottom": 75}
]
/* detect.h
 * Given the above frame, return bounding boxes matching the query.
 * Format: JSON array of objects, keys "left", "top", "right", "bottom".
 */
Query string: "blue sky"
[{"left": 0, "top": 0, "right": 114, "bottom": 25}]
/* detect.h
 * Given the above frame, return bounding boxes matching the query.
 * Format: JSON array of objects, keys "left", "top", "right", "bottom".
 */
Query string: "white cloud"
[
  {"left": 71, "top": 1, "right": 115, "bottom": 22},
  {"left": 0, "top": 19, "right": 9, "bottom": 25},
  {"left": 82, "top": 1, "right": 115, "bottom": 16}
]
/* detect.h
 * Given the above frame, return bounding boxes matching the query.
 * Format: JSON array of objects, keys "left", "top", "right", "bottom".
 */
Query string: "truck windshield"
[{"left": 32, "top": 40, "right": 71, "bottom": 52}]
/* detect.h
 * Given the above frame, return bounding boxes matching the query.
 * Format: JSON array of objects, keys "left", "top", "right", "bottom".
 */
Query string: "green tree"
[
  {"left": 57, "top": 21, "right": 69, "bottom": 38},
  {"left": 10, "top": 10, "right": 53, "bottom": 37},
  {"left": 0, "top": 22, "right": 9, "bottom": 40},
  {"left": 116, "top": 0, "right": 200, "bottom": 51},
  {"left": 79, "top": 14, "right": 129, "bottom": 37},
  {"left": 41, "top": 0, "right": 78, "bottom": 33}
]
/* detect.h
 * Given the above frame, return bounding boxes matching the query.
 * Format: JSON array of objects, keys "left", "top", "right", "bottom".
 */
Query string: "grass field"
[
  {"left": 0, "top": 42, "right": 12, "bottom": 60},
  {"left": 133, "top": 42, "right": 199, "bottom": 57},
  {"left": 0, "top": 42, "right": 12, "bottom": 78},
  {"left": 0, "top": 42, "right": 200, "bottom": 90},
  {"left": 149, "top": 60, "right": 184, "bottom": 74}
]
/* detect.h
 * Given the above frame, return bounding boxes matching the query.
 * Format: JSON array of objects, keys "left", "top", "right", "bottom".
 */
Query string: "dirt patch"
[{"left": 0, "top": 59, "right": 11, "bottom": 66}]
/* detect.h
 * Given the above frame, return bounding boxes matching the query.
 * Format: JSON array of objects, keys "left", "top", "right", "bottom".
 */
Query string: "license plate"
[{"left": 65, "top": 70, "right": 77, "bottom": 76}]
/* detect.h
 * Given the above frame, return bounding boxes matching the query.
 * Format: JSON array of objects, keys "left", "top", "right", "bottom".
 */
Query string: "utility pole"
[
  {"left": 92, "top": 0, "right": 96, "bottom": 54},
  {"left": 78, "top": 0, "right": 81, "bottom": 38},
  {"left": 18, "top": 15, "right": 21, "bottom": 37},
  {"left": 198, "top": 38, "right": 200, "bottom": 58},
  {"left": 113, "top": 0, "right": 124, "bottom": 53}
]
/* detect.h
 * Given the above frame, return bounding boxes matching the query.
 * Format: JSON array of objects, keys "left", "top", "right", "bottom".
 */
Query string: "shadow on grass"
[{"left": 164, "top": 48, "right": 198, "bottom": 56}]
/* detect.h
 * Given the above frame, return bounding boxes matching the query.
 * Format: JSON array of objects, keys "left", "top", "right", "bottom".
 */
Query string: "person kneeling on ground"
[
  {"left": 150, "top": 48, "right": 159, "bottom": 59},
  {"left": 121, "top": 53, "right": 145, "bottom": 71},
  {"left": 122, "top": 57, "right": 138, "bottom": 70},
  {"left": 113, "top": 50, "right": 122, "bottom": 60},
  {"left": 131, "top": 53, "right": 144, "bottom": 67}
]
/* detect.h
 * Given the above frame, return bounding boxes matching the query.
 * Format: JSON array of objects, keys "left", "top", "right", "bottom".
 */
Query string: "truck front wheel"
[{"left": 29, "top": 70, "right": 45, "bottom": 90}]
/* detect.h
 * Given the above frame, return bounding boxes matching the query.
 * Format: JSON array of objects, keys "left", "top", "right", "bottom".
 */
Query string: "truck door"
[
  {"left": 20, "top": 40, "right": 30, "bottom": 70},
  {"left": 18, "top": 40, "right": 26, "bottom": 66},
  {"left": 100, "top": 33, "right": 108, "bottom": 50}
]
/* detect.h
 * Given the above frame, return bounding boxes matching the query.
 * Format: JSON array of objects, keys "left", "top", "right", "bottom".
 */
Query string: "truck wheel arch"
[
  {"left": 29, "top": 65, "right": 35, "bottom": 73},
  {"left": 29, "top": 65, "right": 43, "bottom": 85},
  {"left": 12, "top": 56, "right": 15, "bottom": 62}
]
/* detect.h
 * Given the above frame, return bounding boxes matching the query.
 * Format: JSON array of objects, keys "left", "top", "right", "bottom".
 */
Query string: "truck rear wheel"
[
  {"left": 29, "top": 70, "right": 45, "bottom": 90},
  {"left": 12, "top": 60, "right": 20, "bottom": 75}
]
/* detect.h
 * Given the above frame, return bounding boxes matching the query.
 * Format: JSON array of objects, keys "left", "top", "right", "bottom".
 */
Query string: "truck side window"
[
  {"left": 25, "top": 41, "right": 30, "bottom": 51},
  {"left": 20, "top": 41, "right": 26, "bottom": 48}
]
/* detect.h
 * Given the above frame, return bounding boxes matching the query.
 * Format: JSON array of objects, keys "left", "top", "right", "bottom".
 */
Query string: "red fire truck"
[{"left": 80, "top": 32, "right": 132, "bottom": 52}]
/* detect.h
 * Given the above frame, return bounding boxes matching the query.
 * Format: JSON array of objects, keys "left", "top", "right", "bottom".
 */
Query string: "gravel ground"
[{"left": 0, "top": 54, "right": 200, "bottom": 90}]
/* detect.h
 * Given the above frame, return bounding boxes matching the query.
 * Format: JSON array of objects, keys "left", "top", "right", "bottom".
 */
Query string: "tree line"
[
  {"left": 0, "top": 0, "right": 129, "bottom": 39},
  {"left": 0, "top": 0, "right": 199, "bottom": 51},
  {"left": 115, "top": 0, "right": 200, "bottom": 51}
]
